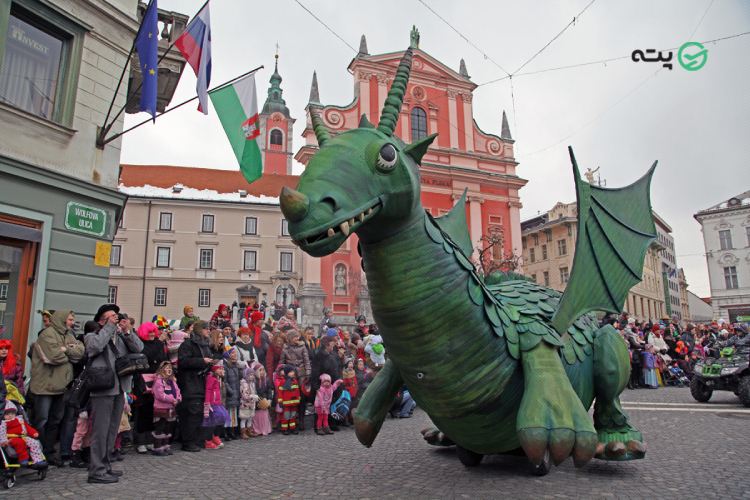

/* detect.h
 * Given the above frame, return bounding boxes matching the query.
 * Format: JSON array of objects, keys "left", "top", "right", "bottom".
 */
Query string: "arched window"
[
  {"left": 275, "top": 284, "right": 295, "bottom": 308},
  {"left": 411, "top": 107, "right": 427, "bottom": 142},
  {"left": 270, "top": 129, "right": 283, "bottom": 146}
]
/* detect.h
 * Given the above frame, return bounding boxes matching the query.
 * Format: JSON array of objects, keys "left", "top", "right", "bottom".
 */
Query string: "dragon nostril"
[{"left": 320, "top": 196, "right": 338, "bottom": 212}]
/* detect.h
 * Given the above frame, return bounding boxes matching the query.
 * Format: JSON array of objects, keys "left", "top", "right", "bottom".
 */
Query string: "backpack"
[{"left": 329, "top": 390, "right": 351, "bottom": 421}]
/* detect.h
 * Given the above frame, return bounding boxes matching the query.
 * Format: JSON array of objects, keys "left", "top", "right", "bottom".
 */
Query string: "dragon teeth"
[
  {"left": 327, "top": 228, "right": 335, "bottom": 237},
  {"left": 358, "top": 213, "right": 365, "bottom": 222},
  {"left": 340, "top": 221, "right": 350, "bottom": 236},
  {"left": 366, "top": 208, "right": 372, "bottom": 215},
  {"left": 349, "top": 218, "right": 355, "bottom": 226}
]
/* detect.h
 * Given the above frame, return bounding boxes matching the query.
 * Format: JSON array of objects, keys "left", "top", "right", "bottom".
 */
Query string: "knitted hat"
[
  {"left": 627, "top": 317, "right": 635, "bottom": 324},
  {"left": 242, "top": 365, "right": 254, "bottom": 382},
  {"left": 326, "top": 328, "right": 339, "bottom": 337},
  {"left": 652, "top": 325, "right": 661, "bottom": 332},
  {"left": 193, "top": 320, "right": 208, "bottom": 333},
  {"left": 319, "top": 373, "right": 331, "bottom": 383},
  {"left": 210, "top": 364, "right": 223, "bottom": 373},
  {"left": 4, "top": 400, "right": 17, "bottom": 415},
  {"left": 223, "top": 346, "right": 236, "bottom": 358},
  {"left": 251, "top": 361, "right": 263, "bottom": 373},
  {"left": 280, "top": 364, "right": 295, "bottom": 377},
  {"left": 250, "top": 311, "right": 264, "bottom": 323},
  {"left": 184, "top": 306, "right": 194, "bottom": 316}
]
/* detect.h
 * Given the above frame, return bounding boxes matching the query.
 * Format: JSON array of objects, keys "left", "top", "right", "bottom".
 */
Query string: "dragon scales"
[{"left": 280, "top": 46, "right": 656, "bottom": 475}]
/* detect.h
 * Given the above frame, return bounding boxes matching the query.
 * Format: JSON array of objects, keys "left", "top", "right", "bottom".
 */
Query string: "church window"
[
  {"left": 411, "top": 106, "right": 427, "bottom": 142},
  {"left": 270, "top": 129, "right": 283, "bottom": 146}
]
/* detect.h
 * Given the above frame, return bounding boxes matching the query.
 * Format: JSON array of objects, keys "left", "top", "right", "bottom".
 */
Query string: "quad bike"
[{"left": 691, "top": 345, "right": 750, "bottom": 407}]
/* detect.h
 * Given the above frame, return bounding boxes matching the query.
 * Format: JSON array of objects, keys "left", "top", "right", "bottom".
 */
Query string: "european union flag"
[{"left": 135, "top": 0, "right": 158, "bottom": 120}]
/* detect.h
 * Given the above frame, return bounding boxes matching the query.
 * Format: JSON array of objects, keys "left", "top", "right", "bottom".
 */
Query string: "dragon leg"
[
  {"left": 517, "top": 341, "right": 598, "bottom": 468},
  {"left": 354, "top": 360, "right": 404, "bottom": 447},
  {"left": 592, "top": 325, "right": 646, "bottom": 461}
]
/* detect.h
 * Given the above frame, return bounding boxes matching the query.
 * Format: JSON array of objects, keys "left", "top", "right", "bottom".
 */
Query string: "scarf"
[
  {"left": 281, "top": 374, "right": 295, "bottom": 391},
  {"left": 253, "top": 325, "right": 263, "bottom": 348}
]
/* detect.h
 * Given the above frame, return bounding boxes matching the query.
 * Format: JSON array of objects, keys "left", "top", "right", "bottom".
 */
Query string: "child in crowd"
[
  {"left": 203, "top": 365, "right": 230, "bottom": 449},
  {"left": 277, "top": 365, "right": 301, "bottom": 435},
  {"left": 0, "top": 401, "right": 46, "bottom": 467},
  {"left": 180, "top": 306, "right": 199, "bottom": 330},
  {"left": 641, "top": 345, "right": 658, "bottom": 389},
  {"left": 69, "top": 401, "right": 92, "bottom": 468},
  {"left": 314, "top": 374, "right": 343, "bottom": 436},
  {"left": 234, "top": 327, "right": 256, "bottom": 366},
  {"left": 167, "top": 323, "right": 190, "bottom": 366},
  {"left": 252, "top": 363, "right": 273, "bottom": 436},
  {"left": 152, "top": 361, "right": 181, "bottom": 456},
  {"left": 222, "top": 347, "right": 242, "bottom": 440},
  {"left": 272, "top": 365, "right": 286, "bottom": 429},
  {"left": 239, "top": 365, "right": 259, "bottom": 438},
  {"left": 342, "top": 358, "right": 358, "bottom": 426}
]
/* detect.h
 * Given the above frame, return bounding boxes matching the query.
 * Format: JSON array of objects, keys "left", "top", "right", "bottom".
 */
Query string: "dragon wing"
[{"left": 549, "top": 147, "right": 657, "bottom": 335}]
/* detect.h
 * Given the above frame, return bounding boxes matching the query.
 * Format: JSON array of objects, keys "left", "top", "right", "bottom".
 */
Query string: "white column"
[
  {"left": 469, "top": 196, "right": 484, "bottom": 262},
  {"left": 358, "top": 70, "right": 371, "bottom": 120},
  {"left": 508, "top": 200, "right": 523, "bottom": 271},
  {"left": 376, "top": 74, "right": 389, "bottom": 123},
  {"left": 461, "top": 93, "right": 474, "bottom": 152},
  {"left": 447, "top": 89, "right": 459, "bottom": 150}
]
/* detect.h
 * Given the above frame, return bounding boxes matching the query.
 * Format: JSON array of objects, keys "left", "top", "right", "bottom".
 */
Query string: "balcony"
[{"left": 126, "top": 2, "right": 189, "bottom": 114}]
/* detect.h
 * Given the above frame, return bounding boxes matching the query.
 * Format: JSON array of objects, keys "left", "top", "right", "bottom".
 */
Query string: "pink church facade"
[{"left": 294, "top": 36, "right": 527, "bottom": 321}]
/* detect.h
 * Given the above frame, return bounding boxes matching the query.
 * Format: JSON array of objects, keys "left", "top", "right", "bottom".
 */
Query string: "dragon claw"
[
  {"left": 519, "top": 428, "right": 597, "bottom": 467},
  {"left": 421, "top": 427, "right": 454, "bottom": 447},
  {"left": 594, "top": 430, "right": 647, "bottom": 461}
]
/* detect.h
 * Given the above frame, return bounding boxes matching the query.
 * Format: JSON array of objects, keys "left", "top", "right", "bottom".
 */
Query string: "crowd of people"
[
  {"left": 603, "top": 311, "right": 750, "bottom": 389},
  {"left": 0, "top": 303, "right": 414, "bottom": 486}
]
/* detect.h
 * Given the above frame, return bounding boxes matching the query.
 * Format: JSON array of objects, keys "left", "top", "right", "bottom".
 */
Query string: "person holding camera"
[
  {"left": 176, "top": 319, "right": 217, "bottom": 452},
  {"left": 84, "top": 304, "right": 143, "bottom": 484}
]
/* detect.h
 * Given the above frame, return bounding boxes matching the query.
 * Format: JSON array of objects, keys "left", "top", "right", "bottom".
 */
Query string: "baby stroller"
[
  {"left": 663, "top": 365, "right": 689, "bottom": 387},
  {"left": 0, "top": 381, "right": 48, "bottom": 489}
]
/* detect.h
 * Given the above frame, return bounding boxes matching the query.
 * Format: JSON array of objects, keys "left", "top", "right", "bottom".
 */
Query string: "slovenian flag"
[
  {"left": 209, "top": 73, "right": 263, "bottom": 184},
  {"left": 175, "top": 2, "right": 211, "bottom": 114},
  {"left": 135, "top": 0, "right": 158, "bottom": 120}
]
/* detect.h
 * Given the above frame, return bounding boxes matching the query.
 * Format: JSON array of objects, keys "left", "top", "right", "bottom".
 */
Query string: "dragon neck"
[{"left": 359, "top": 208, "right": 504, "bottom": 367}]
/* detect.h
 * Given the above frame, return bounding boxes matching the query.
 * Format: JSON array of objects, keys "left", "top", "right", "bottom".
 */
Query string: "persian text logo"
[{"left": 678, "top": 42, "right": 708, "bottom": 71}]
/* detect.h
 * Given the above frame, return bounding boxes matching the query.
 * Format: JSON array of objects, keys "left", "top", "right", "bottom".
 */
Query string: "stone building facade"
[
  {"left": 111, "top": 165, "right": 301, "bottom": 324},
  {"left": 694, "top": 190, "right": 750, "bottom": 323}
]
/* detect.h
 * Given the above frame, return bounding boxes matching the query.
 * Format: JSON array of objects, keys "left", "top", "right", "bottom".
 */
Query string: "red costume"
[
  {"left": 1, "top": 416, "right": 41, "bottom": 463},
  {"left": 277, "top": 372, "right": 300, "bottom": 432}
]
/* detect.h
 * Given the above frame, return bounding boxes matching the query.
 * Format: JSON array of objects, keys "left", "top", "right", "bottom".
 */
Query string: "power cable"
[
  {"left": 416, "top": 0, "right": 511, "bottom": 76},
  {"left": 292, "top": 0, "right": 358, "bottom": 53},
  {"left": 689, "top": 0, "right": 715, "bottom": 42}
]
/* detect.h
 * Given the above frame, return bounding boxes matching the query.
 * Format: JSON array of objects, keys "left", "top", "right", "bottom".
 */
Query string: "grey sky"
[{"left": 120, "top": 0, "right": 750, "bottom": 300}]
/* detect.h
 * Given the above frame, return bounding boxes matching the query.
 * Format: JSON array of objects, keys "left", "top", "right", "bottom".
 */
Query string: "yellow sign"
[{"left": 94, "top": 241, "right": 112, "bottom": 267}]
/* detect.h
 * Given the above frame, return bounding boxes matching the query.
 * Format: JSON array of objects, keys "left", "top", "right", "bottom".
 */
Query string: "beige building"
[
  {"left": 110, "top": 165, "right": 301, "bottom": 324},
  {"left": 521, "top": 202, "right": 669, "bottom": 322}
]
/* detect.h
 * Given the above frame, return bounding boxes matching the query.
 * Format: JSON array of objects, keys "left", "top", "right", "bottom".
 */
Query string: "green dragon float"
[{"left": 280, "top": 46, "right": 657, "bottom": 475}]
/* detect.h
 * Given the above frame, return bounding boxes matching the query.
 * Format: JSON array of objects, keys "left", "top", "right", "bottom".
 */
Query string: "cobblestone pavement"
[{"left": 3, "top": 386, "right": 750, "bottom": 499}]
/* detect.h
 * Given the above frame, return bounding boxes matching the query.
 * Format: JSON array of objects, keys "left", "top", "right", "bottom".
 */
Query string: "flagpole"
[
  {"left": 99, "top": 66, "right": 264, "bottom": 146},
  {"left": 97, "top": 0, "right": 156, "bottom": 147},
  {"left": 97, "top": 0, "right": 212, "bottom": 148}
]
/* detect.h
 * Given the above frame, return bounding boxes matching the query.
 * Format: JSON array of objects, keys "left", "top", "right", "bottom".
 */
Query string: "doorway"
[{"left": 0, "top": 237, "right": 37, "bottom": 367}]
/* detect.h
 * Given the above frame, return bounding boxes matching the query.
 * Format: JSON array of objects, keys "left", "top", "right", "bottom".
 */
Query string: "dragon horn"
[
  {"left": 376, "top": 47, "right": 414, "bottom": 136},
  {"left": 309, "top": 105, "right": 331, "bottom": 147}
]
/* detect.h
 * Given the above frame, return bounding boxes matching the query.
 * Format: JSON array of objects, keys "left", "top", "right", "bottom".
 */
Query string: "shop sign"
[{"left": 65, "top": 202, "right": 107, "bottom": 237}]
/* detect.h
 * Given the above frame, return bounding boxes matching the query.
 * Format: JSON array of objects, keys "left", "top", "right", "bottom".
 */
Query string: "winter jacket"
[
  {"left": 255, "top": 375, "right": 273, "bottom": 401},
  {"left": 153, "top": 376, "right": 181, "bottom": 410},
  {"left": 679, "top": 331, "right": 695, "bottom": 353},
  {"left": 204, "top": 374, "right": 222, "bottom": 406},
  {"left": 314, "top": 379, "right": 343, "bottom": 414},
  {"left": 252, "top": 327, "right": 271, "bottom": 368},
  {"left": 141, "top": 339, "right": 167, "bottom": 374},
  {"left": 276, "top": 315, "right": 298, "bottom": 332},
  {"left": 223, "top": 359, "right": 241, "bottom": 408},
  {"left": 310, "top": 349, "right": 343, "bottom": 395},
  {"left": 30, "top": 310, "right": 85, "bottom": 395},
  {"left": 355, "top": 367, "right": 374, "bottom": 399},
  {"left": 342, "top": 369, "right": 358, "bottom": 398},
  {"left": 176, "top": 332, "right": 212, "bottom": 401},
  {"left": 266, "top": 343, "right": 283, "bottom": 376},
  {"left": 641, "top": 351, "right": 655, "bottom": 370},
  {"left": 277, "top": 378, "right": 300, "bottom": 407},
  {"left": 279, "top": 343, "right": 311, "bottom": 381},
  {"left": 239, "top": 379, "right": 258, "bottom": 411},
  {"left": 83, "top": 321, "right": 143, "bottom": 397}
]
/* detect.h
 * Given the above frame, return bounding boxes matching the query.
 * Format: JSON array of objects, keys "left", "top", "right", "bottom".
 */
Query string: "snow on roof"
[
  {"left": 698, "top": 189, "right": 750, "bottom": 213},
  {"left": 119, "top": 184, "right": 280, "bottom": 204}
]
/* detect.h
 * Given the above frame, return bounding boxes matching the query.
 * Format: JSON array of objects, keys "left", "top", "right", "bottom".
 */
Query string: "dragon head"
[{"left": 280, "top": 47, "right": 437, "bottom": 257}]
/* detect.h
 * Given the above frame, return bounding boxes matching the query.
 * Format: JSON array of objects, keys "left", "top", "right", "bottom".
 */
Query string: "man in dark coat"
[
  {"left": 679, "top": 324, "right": 696, "bottom": 354},
  {"left": 310, "top": 336, "right": 345, "bottom": 430},
  {"left": 176, "top": 319, "right": 215, "bottom": 452},
  {"left": 84, "top": 304, "right": 143, "bottom": 483}
]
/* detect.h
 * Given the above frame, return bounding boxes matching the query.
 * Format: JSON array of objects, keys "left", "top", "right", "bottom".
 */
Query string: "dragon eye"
[{"left": 377, "top": 144, "right": 398, "bottom": 169}]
